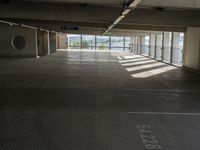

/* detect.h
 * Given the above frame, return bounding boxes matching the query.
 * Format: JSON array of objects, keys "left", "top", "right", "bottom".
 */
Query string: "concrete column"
[
  {"left": 47, "top": 31, "right": 50, "bottom": 55},
  {"left": 35, "top": 29, "right": 39, "bottom": 58},
  {"left": 137, "top": 36, "right": 141, "bottom": 54},
  {"left": 67, "top": 34, "right": 69, "bottom": 49},
  {"left": 184, "top": 27, "right": 200, "bottom": 71},
  {"left": 49, "top": 32, "right": 57, "bottom": 54},
  {"left": 134, "top": 36, "right": 137, "bottom": 53},
  {"left": 170, "top": 33, "right": 174, "bottom": 63},
  {"left": 43, "top": 31, "right": 49, "bottom": 55},
  {"left": 130, "top": 36, "right": 134, "bottom": 52}
]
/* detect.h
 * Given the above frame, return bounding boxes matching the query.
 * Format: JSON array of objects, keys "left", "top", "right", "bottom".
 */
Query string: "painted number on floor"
[{"left": 136, "top": 125, "right": 162, "bottom": 149}]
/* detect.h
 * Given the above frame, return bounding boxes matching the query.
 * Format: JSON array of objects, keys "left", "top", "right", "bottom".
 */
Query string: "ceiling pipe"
[
  {"left": 0, "top": 20, "right": 57, "bottom": 33},
  {"left": 21, "top": 24, "right": 38, "bottom": 30},
  {"left": 0, "top": 20, "right": 18, "bottom": 26},
  {"left": 103, "top": 0, "right": 142, "bottom": 35}
]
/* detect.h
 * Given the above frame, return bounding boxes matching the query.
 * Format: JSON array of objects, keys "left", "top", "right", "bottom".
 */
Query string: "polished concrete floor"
[{"left": 1, "top": 50, "right": 200, "bottom": 150}]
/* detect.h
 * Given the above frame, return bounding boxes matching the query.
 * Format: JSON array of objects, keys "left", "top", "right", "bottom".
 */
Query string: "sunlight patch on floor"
[
  {"left": 118, "top": 54, "right": 177, "bottom": 78},
  {"left": 131, "top": 66, "right": 176, "bottom": 78},
  {"left": 122, "top": 55, "right": 143, "bottom": 60},
  {"left": 121, "top": 59, "right": 156, "bottom": 67},
  {"left": 126, "top": 62, "right": 166, "bottom": 72},
  {"left": 119, "top": 57, "right": 150, "bottom": 63}
]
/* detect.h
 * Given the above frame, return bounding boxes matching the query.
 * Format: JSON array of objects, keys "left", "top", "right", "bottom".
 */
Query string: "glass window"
[
  {"left": 143, "top": 35, "right": 150, "bottom": 55},
  {"left": 132, "top": 36, "right": 138, "bottom": 53},
  {"left": 172, "top": 32, "right": 184, "bottom": 66},
  {"left": 156, "top": 34, "right": 163, "bottom": 60},
  {"left": 96, "top": 36, "right": 109, "bottom": 50},
  {"left": 150, "top": 34, "right": 156, "bottom": 58},
  {"left": 111, "top": 36, "right": 124, "bottom": 50},
  {"left": 145, "top": 36, "right": 150, "bottom": 45},
  {"left": 141, "top": 35, "right": 150, "bottom": 56},
  {"left": 131, "top": 36, "right": 135, "bottom": 53},
  {"left": 68, "top": 34, "right": 81, "bottom": 49},
  {"left": 125, "top": 37, "right": 131, "bottom": 51},
  {"left": 82, "top": 35, "right": 95, "bottom": 50},
  {"left": 163, "top": 32, "right": 172, "bottom": 63}
]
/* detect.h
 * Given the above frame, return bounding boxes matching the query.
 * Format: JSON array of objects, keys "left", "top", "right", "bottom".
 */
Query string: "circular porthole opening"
[{"left": 12, "top": 35, "right": 26, "bottom": 50}]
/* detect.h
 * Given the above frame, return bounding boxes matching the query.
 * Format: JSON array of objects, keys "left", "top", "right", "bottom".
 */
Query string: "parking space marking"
[{"left": 136, "top": 125, "right": 162, "bottom": 149}]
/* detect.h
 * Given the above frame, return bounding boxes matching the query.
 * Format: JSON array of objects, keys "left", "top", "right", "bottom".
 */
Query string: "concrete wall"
[
  {"left": 50, "top": 32, "right": 57, "bottom": 54},
  {"left": 57, "top": 33, "right": 67, "bottom": 49},
  {"left": 184, "top": 27, "right": 200, "bottom": 71},
  {"left": 0, "top": 23, "right": 37, "bottom": 57}
]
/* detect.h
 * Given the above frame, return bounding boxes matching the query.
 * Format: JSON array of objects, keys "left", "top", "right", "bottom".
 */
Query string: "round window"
[{"left": 12, "top": 35, "right": 26, "bottom": 50}]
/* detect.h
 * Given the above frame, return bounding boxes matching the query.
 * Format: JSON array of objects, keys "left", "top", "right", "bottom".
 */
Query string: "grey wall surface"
[
  {"left": 50, "top": 32, "right": 57, "bottom": 54},
  {"left": 57, "top": 34, "right": 67, "bottom": 49},
  {"left": 184, "top": 27, "right": 200, "bottom": 71},
  {"left": 0, "top": 23, "right": 37, "bottom": 57},
  {"left": 37, "top": 30, "right": 44, "bottom": 56}
]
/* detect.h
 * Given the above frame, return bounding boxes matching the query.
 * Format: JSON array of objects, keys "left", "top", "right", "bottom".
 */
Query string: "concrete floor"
[{"left": 1, "top": 50, "right": 200, "bottom": 150}]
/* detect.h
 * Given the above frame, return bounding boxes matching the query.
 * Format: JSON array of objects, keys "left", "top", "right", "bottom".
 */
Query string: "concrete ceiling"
[
  {"left": 17, "top": 0, "right": 125, "bottom": 6},
  {"left": 1, "top": 0, "right": 200, "bottom": 35},
  {"left": 140, "top": 0, "right": 200, "bottom": 9},
  {"left": 17, "top": 0, "right": 200, "bottom": 9}
]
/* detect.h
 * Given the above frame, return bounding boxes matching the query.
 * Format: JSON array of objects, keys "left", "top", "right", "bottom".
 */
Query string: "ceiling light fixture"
[{"left": 103, "top": 0, "right": 142, "bottom": 35}]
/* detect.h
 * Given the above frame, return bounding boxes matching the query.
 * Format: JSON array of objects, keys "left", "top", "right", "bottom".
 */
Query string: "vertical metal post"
[
  {"left": 80, "top": 34, "right": 83, "bottom": 49},
  {"left": 109, "top": 35, "right": 111, "bottom": 50},
  {"left": 161, "top": 32, "right": 165, "bottom": 61},
  {"left": 170, "top": 32, "right": 174, "bottom": 63},
  {"left": 95, "top": 35, "right": 97, "bottom": 50},
  {"left": 35, "top": 29, "right": 39, "bottom": 58},
  {"left": 149, "top": 34, "right": 151, "bottom": 57},
  {"left": 182, "top": 32, "right": 186, "bottom": 66},
  {"left": 154, "top": 34, "right": 157, "bottom": 59},
  {"left": 136, "top": 36, "right": 138, "bottom": 53},
  {"left": 137, "top": 36, "right": 139, "bottom": 54},
  {"left": 131, "top": 36, "right": 133, "bottom": 52},
  {"left": 66, "top": 34, "right": 70, "bottom": 49},
  {"left": 123, "top": 36, "right": 126, "bottom": 51},
  {"left": 140, "top": 35, "right": 142, "bottom": 54}
]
